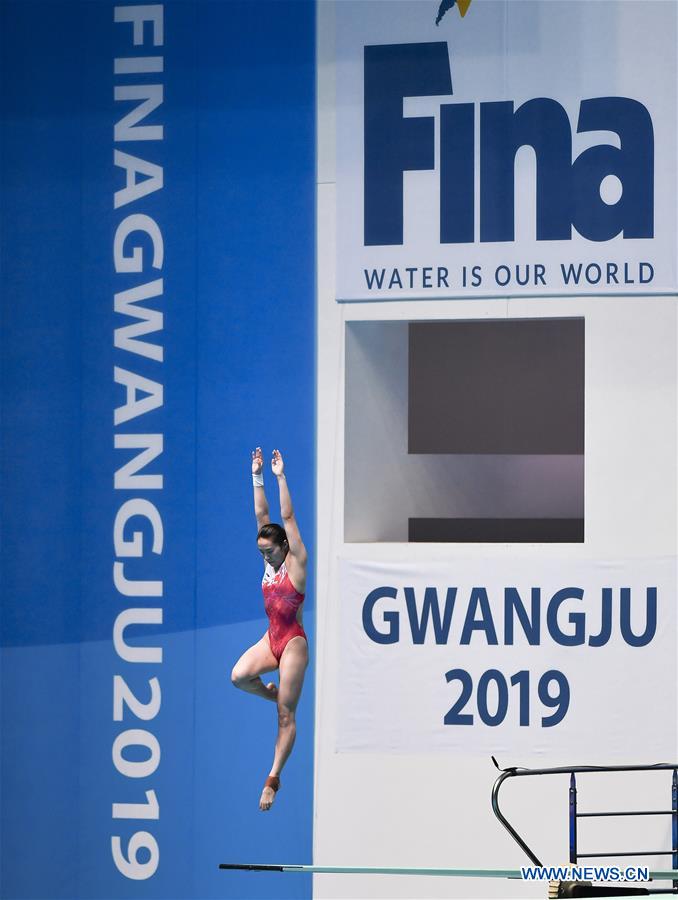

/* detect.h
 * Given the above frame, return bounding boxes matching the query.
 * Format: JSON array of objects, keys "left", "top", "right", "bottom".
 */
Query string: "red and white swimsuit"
[{"left": 262, "top": 560, "right": 307, "bottom": 661}]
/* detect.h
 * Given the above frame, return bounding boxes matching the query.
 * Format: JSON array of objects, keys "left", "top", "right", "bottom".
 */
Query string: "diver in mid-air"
[{"left": 230, "top": 447, "right": 309, "bottom": 811}]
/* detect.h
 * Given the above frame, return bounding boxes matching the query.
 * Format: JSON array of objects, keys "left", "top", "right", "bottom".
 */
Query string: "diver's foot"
[
  {"left": 259, "top": 775, "right": 280, "bottom": 811},
  {"left": 265, "top": 682, "right": 278, "bottom": 701}
]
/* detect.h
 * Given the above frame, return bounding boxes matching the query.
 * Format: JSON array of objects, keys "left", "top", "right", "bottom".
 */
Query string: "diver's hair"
[{"left": 257, "top": 522, "right": 288, "bottom": 548}]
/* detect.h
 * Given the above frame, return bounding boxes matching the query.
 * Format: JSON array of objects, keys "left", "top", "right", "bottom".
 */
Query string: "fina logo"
[
  {"left": 363, "top": 42, "right": 654, "bottom": 247},
  {"left": 435, "top": 0, "right": 472, "bottom": 27}
]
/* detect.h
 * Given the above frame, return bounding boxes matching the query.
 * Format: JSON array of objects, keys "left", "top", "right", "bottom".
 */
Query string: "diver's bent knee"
[{"left": 231, "top": 667, "right": 247, "bottom": 688}]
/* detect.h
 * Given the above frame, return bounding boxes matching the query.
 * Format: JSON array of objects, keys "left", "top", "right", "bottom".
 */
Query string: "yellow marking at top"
[{"left": 457, "top": 0, "right": 472, "bottom": 17}]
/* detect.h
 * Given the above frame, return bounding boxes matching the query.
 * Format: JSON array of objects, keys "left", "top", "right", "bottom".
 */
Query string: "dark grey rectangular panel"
[
  {"left": 409, "top": 517, "right": 584, "bottom": 543},
  {"left": 408, "top": 319, "right": 584, "bottom": 454}
]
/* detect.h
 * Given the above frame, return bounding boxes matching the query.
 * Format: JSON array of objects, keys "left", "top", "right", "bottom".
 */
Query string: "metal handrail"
[{"left": 490, "top": 758, "right": 678, "bottom": 894}]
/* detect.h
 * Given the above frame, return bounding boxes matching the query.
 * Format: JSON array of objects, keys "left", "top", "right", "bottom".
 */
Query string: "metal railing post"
[
  {"left": 672, "top": 769, "right": 677, "bottom": 891},
  {"left": 569, "top": 771, "right": 578, "bottom": 865}
]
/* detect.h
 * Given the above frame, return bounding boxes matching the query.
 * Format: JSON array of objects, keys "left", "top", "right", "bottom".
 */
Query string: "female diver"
[{"left": 231, "top": 447, "right": 309, "bottom": 811}]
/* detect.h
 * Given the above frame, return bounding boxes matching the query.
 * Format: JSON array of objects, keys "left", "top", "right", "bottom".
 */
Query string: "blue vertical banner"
[{"left": 1, "top": 1, "right": 315, "bottom": 898}]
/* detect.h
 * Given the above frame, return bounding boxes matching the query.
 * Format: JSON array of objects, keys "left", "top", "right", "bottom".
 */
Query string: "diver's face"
[{"left": 257, "top": 538, "right": 286, "bottom": 568}]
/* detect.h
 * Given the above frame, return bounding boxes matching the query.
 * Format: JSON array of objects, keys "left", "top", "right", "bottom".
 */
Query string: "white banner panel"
[
  {"left": 318, "top": 1, "right": 678, "bottom": 888},
  {"left": 335, "top": 0, "right": 678, "bottom": 300},
  {"left": 338, "top": 557, "right": 675, "bottom": 756}
]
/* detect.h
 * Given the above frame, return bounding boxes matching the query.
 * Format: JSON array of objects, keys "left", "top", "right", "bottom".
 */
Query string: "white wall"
[{"left": 314, "top": 3, "right": 678, "bottom": 897}]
